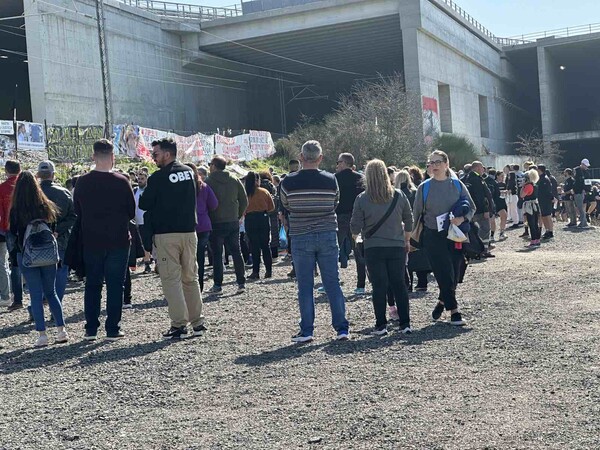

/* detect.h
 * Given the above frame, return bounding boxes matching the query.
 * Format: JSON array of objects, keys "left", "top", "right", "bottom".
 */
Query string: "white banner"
[
  {"left": 0, "top": 120, "right": 13, "bottom": 136},
  {"left": 215, "top": 134, "right": 250, "bottom": 161},
  {"left": 16, "top": 122, "right": 46, "bottom": 151},
  {"left": 248, "top": 130, "right": 275, "bottom": 160}
]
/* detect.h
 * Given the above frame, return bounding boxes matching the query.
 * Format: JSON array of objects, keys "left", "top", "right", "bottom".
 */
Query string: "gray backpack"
[{"left": 22, "top": 219, "right": 59, "bottom": 268}]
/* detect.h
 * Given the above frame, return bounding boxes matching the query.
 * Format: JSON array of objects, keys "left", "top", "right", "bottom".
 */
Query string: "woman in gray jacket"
[{"left": 351, "top": 159, "right": 414, "bottom": 335}]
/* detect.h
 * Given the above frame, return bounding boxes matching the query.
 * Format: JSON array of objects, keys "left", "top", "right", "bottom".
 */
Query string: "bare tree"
[
  {"left": 285, "top": 75, "right": 427, "bottom": 170},
  {"left": 513, "top": 130, "right": 563, "bottom": 172}
]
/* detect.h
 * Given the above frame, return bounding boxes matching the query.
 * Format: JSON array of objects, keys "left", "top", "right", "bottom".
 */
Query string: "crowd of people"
[{"left": 0, "top": 137, "right": 595, "bottom": 346}]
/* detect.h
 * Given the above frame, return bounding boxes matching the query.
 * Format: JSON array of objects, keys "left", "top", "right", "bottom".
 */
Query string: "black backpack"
[{"left": 462, "top": 221, "right": 485, "bottom": 260}]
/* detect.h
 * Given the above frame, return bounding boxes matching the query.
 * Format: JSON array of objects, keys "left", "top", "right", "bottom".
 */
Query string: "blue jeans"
[
  {"left": 291, "top": 231, "right": 349, "bottom": 337},
  {"left": 83, "top": 247, "right": 129, "bottom": 335},
  {"left": 17, "top": 254, "right": 65, "bottom": 332}
]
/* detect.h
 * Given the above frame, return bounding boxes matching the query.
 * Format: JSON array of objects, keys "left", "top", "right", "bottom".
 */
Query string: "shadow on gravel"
[
  {"left": 0, "top": 319, "right": 35, "bottom": 338},
  {"left": 0, "top": 341, "right": 106, "bottom": 375},
  {"left": 131, "top": 298, "right": 168, "bottom": 311},
  {"left": 73, "top": 339, "right": 175, "bottom": 368},
  {"left": 404, "top": 323, "right": 472, "bottom": 346},
  {"left": 234, "top": 342, "right": 326, "bottom": 366}
]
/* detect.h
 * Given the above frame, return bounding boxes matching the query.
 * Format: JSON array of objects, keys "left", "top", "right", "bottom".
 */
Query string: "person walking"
[
  {"left": 244, "top": 172, "right": 275, "bottom": 280},
  {"left": 351, "top": 160, "right": 413, "bottom": 335},
  {"left": 74, "top": 139, "right": 135, "bottom": 341},
  {"left": 464, "top": 161, "right": 495, "bottom": 257},
  {"left": 205, "top": 156, "right": 248, "bottom": 294},
  {"left": 562, "top": 168, "right": 577, "bottom": 227},
  {"left": 574, "top": 159, "right": 591, "bottom": 228},
  {"left": 0, "top": 160, "right": 23, "bottom": 310},
  {"left": 140, "top": 138, "right": 206, "bottom": 339},
  {"left": 281, "top": 140, "right": 349, "bottom": 343},
  {"left": 10, "top": 171, "right": 68, "bottom": 347},
  {"left": 412, "top": 150, "right": 475, "bottom": 326},
  {"left": 37, "top": 161, "right": 77, "bottom": 301},
  {"left": 186, "top": 163, "right": 218, "bottom": 293}
]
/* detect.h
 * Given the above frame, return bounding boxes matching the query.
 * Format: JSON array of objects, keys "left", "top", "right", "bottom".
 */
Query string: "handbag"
[{"left": 356, "top": 191, "right": 400, "bottom": 258}]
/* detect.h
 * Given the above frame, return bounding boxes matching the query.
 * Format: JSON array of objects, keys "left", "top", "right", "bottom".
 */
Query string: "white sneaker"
[
  {"left": 291, "top": 333, "right": 313, "bottom": 343},
  {"left": 336, "top": 332, "right": 350, "bottom": 341},
  {"left": 35, "top": 334, "right": 49, "bottom": 347},
  {"left": 400, "top": 326, "right": 413, "bottom": 335},
  {"left": 122, "top": 303, "right": 133, "bottom": 309},
  {"left": 370, "top": 326, "right": 388, "bottom": 336},
  {"left": 353, "top": 288, "right": 366, "bottom": 295},
  {"left": 56, "top": 330, "right": 69, "bottom": 344},
  {"left": 0, "top": 299, "right": 10, "bottom": 307}
]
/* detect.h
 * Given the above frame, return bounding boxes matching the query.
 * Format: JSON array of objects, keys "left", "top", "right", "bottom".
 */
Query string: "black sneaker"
[
  {"left": 162, "top": 326, "right": 188, "bottom": 339},
  {"left": 7, "top": 302, "right": 23, "bottom": 312},
  {"left": 192, "top": 324, "right": 207, "bottom": 337},
  {"left": 247, "top": 273, "right": 259, "bottom": 280},
  {"left": 450, "top": 312, "right": 466, "bottom": 326},
  {"left": 509, "top": 224, "right": 520, "bottom": 229},
  {"left": 106, "top": 331, "right": 125, "bottom": 341},
  {"left": 287, "top": 268, "right": 296, "bottom": 278},
  {"left": 432, "top": 302, "right": 445, "bottom": 321},
  {"left": 264, "top": 271, "right": 272, "bottom": 279}
]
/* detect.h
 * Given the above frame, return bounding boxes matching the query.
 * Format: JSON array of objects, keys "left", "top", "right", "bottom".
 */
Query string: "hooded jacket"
[
  {"left": 205, "top": 170, "right": 248, "bottom": 224},
  {"left": 40, "top": 179, "right": 77, "bottom": 253}
]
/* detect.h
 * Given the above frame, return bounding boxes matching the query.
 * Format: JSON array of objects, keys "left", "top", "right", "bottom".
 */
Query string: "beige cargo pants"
[{"left": 154, "top": 232, "right": 204, "bottom": 328}]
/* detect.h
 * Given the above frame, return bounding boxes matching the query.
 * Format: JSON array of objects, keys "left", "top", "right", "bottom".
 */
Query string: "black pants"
[
  {"left": 525, "top": 213, "right": 541, "bottom": 240},
  {"left": 210, "top": 221, "right": 246, "bottom": 286},
  {"left": 365, "top": 246, "right": 410, "bottom": 329},
  {"left": 245, "top": 212, "right": 273, "bottom": 275},
  {"left": 196, "top": 231, "right": 210, "bottom": 292},
  {"left": 423, "top": 228, "right": 463, "bottom": 311},
  {"left": 124, "top": 267, "right": 132, "bottom": 303}
]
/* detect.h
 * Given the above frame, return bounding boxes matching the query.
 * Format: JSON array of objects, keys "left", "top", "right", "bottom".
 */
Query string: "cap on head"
[
  {"left": 37, "top": 160, "right": 55, "bottom": 174},
  {"left": 581, "top": 158, "right": 590, "bottom": 167}
]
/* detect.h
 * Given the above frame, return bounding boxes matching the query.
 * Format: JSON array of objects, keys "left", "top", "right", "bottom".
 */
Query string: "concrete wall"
[
  {"left": 24, "top": 0, "right": 248, "bottom": 133},
  {"left": 407, "top": 0, "right": 513, "bottom": 153}
]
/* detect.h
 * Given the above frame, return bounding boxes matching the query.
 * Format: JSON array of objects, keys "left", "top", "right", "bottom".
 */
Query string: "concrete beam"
[
  {"left": 550, "top": 131, "right": 600, "bottom": 142},
  {"left": 198, "top": 0, "right": 400, "bottom": 47}
]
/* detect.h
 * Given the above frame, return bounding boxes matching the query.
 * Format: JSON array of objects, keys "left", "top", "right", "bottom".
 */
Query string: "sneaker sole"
[
  {"left": 336, "top": 334, "right": 350, "bottom": 341},
  {"left": 291, "top": 337, "right": 313, "bottom": 343},
  {"left": 370, "top": 331, "right": 388, "bottom": 336},
  {"left": 83, "top": 336, "right": 97, "bottom": 341},
  {"left": 450, "top": 321, "right": 466, "bottom": 326},
  {"left": 105, "top": 336, "right": 125, "bottom": 341}
]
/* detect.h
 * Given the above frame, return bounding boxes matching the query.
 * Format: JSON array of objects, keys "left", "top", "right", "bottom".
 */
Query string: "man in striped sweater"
[{"left": 280, "top": 141, "right": 350, "bottom": 343}]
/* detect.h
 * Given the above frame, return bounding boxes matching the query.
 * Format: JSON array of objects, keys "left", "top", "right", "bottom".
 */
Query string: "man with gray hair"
[{"left": 280, "top": 141, "right": 350, "bottom": 343}]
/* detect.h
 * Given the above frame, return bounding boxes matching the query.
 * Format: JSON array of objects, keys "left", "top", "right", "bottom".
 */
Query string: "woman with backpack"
[
  {"left": 411, "top": 150, "right": 475, "bottom": 326},
  {"left": 520, "top": 169, "right": 541, "bottom": 247},
  {"left": 351, "top": 160, "right": 414, "bottom": 335},
  {"left": 9, "top": 171, "right": 68, "bottom": 347}
]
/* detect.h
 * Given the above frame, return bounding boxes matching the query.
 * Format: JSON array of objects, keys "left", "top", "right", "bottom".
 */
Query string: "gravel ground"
[{"left": 1, "top": 224, "right": 599, "bottom": 449}]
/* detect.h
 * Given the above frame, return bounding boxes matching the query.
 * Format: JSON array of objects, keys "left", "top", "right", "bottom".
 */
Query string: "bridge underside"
[{"left": 189, "top": 14, "right": 405, "bottom": 132}]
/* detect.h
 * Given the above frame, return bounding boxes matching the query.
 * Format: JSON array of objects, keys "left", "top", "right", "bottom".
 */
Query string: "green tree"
[{"left": 431, "top": 134, "right": 479, "bottom": 170}]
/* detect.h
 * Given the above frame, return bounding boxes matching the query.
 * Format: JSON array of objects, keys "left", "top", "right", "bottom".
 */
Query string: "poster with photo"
[
  {"left": 0, "top": 135, "right": 16, "bottom": 167},
  {"left": 16, "top": 121, "right": 45, "bottom": 151}
]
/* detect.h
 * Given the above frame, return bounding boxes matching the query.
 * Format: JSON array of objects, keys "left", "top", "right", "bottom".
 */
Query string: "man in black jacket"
[
  {"left": 536, "top": 165, "right": 555, "bottom": 239},
  {"left": 465, "top": 162, "right": 495, "bottom": 257},
  {"left": 562, "top": 168, "right": 577, "bottom": 226},
  {"left": 335, "top": 153, "right": 368, "bottom": 292},
  {"left": 140, "top": 138, "right": 205, "bottom": 340},
  {"left": 37, "top": 161, "right": 76, "bottom": 301}
]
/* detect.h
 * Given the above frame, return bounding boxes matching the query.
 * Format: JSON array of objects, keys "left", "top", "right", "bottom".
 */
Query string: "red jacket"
[{"left": 0, "top": 176, "right": 17, "bottom": 233}]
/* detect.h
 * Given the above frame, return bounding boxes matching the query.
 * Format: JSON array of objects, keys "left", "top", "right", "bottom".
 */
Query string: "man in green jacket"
[{"left": 205, "top": 156, "right": 249, "bottom": 294}]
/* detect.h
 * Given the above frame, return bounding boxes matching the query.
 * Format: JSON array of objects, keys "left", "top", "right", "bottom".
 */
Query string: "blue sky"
[{"left": 193, "top": 0, "right": 599, "bottom": 37}]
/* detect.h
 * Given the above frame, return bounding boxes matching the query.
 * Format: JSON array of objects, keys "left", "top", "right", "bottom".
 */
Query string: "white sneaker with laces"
[
  {"left": 291, "top": 333, "right": 313, "bottom": 343},
  {"left": 400, "top": 326, "right": 413, "bottom": 335},
  {"left": 35, "top": 334, "right": 49, "bottom": 347},
  {"left": 56, "top": 330, "right": 69, "bottom": 344},
  {"left": 336, "top": 332, "right": 350, "bottom": 341}
]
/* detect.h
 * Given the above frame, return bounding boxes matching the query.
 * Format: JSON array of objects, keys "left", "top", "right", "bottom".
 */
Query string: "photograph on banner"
[
  {"left": 113, "top": 124, "right": 145, "bottom": 158},
  {"left": 249, "top": 130, "right": 275, "bottom": 160},
  {"left": 16, "top": 122, "right": 45, "bottom": 151},
  {"left": 215, "top": 134, "right": 251, "bottom": 161},
  {"left": 0, "top": 120, "right": 13, "bottom": 136},
  {"left": 0, "top": 135, "right": 16, "bottom": 166}
]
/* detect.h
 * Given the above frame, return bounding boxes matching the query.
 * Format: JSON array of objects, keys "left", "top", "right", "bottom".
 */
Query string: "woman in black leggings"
[{"left": 411, "top": 150, "right": 475, "bottom": 326}]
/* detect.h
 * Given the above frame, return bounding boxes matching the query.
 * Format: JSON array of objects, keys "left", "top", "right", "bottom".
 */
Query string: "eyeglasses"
[{"left": 426, "top": 160, "right": 445, "bottom": 167}]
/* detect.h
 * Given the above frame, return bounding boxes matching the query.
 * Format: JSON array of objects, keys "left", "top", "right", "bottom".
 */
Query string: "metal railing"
[
  {"left": 119, "top": 0, "right": 242, "bottom": 21},
  {"left": 438, "top": 0, "right": 498, "bottom": 42},
  {"left": 507, "top": 23, "right": 600, "bottom": 44}
]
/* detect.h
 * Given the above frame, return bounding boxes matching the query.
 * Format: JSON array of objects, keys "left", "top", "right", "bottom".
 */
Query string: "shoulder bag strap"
[{"left": 364, "top": 191, "right": 400, "bottom": 240}]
